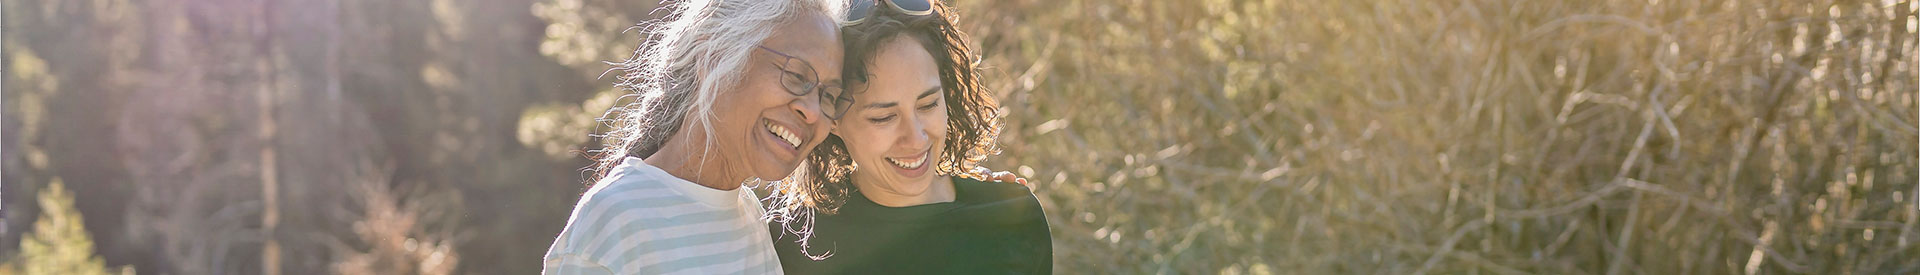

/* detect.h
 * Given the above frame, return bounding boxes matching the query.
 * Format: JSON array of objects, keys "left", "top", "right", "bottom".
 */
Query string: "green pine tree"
[{"left": 17, "top": 179, "right": 114, "bottom": 275}]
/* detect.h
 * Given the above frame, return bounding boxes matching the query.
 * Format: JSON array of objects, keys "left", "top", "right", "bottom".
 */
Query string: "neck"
[
  {"left": 857, "top": 175, "right": 956, "bottom": 207},
  {"left": 644, "top": 130, "right": 746, "bottom": 191}
]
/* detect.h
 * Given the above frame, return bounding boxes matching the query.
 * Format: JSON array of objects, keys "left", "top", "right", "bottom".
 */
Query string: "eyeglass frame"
[{"left": 755, "top": 45, "right": 854, "bottom": 121}]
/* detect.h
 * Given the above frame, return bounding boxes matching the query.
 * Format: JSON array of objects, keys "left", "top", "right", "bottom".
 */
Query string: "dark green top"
[{"left": 771, "top": 177, "right": 1053, "bottom": 274}]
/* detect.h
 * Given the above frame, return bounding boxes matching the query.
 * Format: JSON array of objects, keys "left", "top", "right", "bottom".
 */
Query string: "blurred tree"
[
  {"left": 4, "top": 45, "right": 60, "bottom": 245},
  {"left": 957, "top": 0, "right": 1917, "bottom": 273},
  {"left": 0, "top": 0, "right": 1910, "bottom": 273},
  {"left": 325, "top": 162, "right": 462, "bottom": 275},
  {"left": 520, "top": 0, "right": 660, "bottom": 162},
  {"left": 15, "top": 180, "right": 123, "bottom": 275},
  {"left": 3, "top": 0, "right": 147, "bottom": 270}
]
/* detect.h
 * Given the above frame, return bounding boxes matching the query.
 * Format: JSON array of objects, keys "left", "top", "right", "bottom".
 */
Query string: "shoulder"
[
  {"left": 548, "top": 172, "right": 693, "bottom": 253},
  {"left": 953, "top": 177, "right": 1037, "bottom": 202},
  {"left": 950, "top": 179, "right": 1054, "bottom": 272},
  {"left": 951, "top": 177, "right": 1048, "bottom": 226},
  {"left": 549, "top": 173, "right": 772, "bottom": 272},
  {"left": 573, "top": 172, "right": 695, "bottom": 223}
]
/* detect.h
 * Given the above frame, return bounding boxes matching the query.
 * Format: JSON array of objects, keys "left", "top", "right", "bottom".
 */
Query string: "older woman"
[
  {"left": 768, "top": 0, "right": 1052, "bottom": 273},
  {"left": 543, "top": 0, "right": 848, "bottom": 274}
]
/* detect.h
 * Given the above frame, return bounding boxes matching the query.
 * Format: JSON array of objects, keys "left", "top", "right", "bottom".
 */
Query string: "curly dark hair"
[{"left": 768, "top": 0, "right": 1001, "bottom": 230}]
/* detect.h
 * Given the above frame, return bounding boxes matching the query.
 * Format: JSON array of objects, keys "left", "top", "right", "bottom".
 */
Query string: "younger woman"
[{"left": 770, "top": 0, "right": 1052, "bottom": 273}]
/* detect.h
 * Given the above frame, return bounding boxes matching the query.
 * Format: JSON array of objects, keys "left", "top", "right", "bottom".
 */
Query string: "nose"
[
  {"left": 900, "top": 113, "right": 931, "bottom": 150},
  {"left": 789, "top": 95, "right": 825, "bottom": 126}
]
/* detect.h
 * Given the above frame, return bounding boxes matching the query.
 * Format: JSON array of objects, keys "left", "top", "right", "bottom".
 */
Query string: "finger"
[
  {"left": 990, "top": 171, "right": 1017, "bottom": 183},
  {"left": 991, "top": 172, "right": 1030, "bottom": 187}
]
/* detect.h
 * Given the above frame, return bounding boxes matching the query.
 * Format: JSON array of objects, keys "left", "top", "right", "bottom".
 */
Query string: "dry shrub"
[
  {"left": 324, "top": 162, "right": 465, "bottom": 275},
  {"left": 957, "top": 0, "right": 1918, "bottom": 273}
]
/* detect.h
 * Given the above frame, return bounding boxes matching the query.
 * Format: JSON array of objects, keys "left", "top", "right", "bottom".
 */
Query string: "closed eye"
[
  {"left": 868, "top": 114, "right": 898, "bottom": 123},
  {"left": 783, "top": 72, "right": 809, "bottom": 86}
]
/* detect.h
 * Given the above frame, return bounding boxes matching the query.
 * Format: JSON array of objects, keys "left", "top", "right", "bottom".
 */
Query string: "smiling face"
[
  {"left": 836, "top": 36, "right": 949, "bottom": 199},
  {"left": 705, "top": 13, "right": 843, "bottom": 182}
]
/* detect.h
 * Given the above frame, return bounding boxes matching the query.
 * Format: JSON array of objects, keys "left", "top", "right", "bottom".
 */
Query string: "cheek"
[
  {"left": 849, "top": 132, "right": 892, "bottom": 161},
  {"left": 713, "top": 90, "right": 783, "bottom": 141},
  {"left": 926, "top": 112, "right": 950, "bottom": 141},
  {"left": 837, "top": 126, "right": 879, "bottom": 155},
  {"left": 740, "top": 83, "right": 787, "bottom": 107},
  {"left": 733, "top": 68, "right": 795, "bottom": 111},
  {"left": 706, "top": 97, "right": 756, "bottom": 136}
]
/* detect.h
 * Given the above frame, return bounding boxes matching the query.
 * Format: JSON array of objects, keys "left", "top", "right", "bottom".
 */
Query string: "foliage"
[
  {"left": 14, "top": 180, "right": 123, "bottom": 275},
  {"left": 957, "top": 0, "right": 1919, "bottom": 273},
  {"left": 2, "top": 0, "right": 1914, "bottom": 274},
  {"left": 2, "top": 0, "right": 584, "bottom": 273}
]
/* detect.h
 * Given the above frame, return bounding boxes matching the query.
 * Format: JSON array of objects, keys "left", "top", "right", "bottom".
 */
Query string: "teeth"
[
  {"left": 767, "top": 122, "right": 801, "bottom": 147},
  {"left": 887, "top": 154, "right": 925, "bottom": 169}
]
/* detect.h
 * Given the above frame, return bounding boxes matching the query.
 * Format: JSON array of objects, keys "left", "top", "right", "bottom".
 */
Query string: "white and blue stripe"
[{"left": 544, "top": 157, "right": 783, "bottom": 275}]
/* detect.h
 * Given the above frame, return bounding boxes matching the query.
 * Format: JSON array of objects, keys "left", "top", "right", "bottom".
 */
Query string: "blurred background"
[{"left": 3, "top": 0, "right": 1917, "bottom": 274}]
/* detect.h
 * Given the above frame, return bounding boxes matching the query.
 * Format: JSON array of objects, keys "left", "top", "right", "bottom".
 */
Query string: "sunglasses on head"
[{"left": 846, "top": 0, "right": 933, "bottom": 24}]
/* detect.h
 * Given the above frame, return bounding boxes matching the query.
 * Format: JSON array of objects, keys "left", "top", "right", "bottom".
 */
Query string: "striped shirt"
[{"left": 543, "top": 157, "right": 783, "bottom": 275}]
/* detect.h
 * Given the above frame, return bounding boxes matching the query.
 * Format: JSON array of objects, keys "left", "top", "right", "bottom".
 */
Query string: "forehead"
[
  {"left": 761, "top": 14, "right": 843, "bottom": 79},
  {"left": 859, "top": 37, "right": 940, "bottom": 98}
]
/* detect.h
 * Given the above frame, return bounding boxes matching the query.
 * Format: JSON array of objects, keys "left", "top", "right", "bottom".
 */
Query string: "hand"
[{"left": 972, "top": 166, "right": 1029, "bottom": 187}]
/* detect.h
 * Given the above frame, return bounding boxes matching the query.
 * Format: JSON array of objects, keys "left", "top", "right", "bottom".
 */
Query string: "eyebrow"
[{"left": 861, "top": 86, "right": 942, "bottom": 109}]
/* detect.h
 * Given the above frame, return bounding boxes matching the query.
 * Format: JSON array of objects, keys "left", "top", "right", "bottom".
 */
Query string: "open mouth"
[
  {"left": 884, "top": 148, "right": 932, "bottom": 179},
  {"left": 885, "top": 153, "right": 927, "bottom": 169},
  {"left": 765, "top": 120, "right": 803, "bottom": 150}
]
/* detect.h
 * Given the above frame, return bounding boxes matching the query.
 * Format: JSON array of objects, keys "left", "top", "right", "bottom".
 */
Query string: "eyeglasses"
[
  {"left": 845, "top": 0, "right": 933, "bottom": 25},
  {"left": 756, "top": 45, "right": 854, "bottom": 120}
]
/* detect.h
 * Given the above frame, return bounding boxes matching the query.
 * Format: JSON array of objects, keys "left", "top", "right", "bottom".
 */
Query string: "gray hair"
[{"left": 591, "top": 0, "right": 844, "bottom": 183}]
